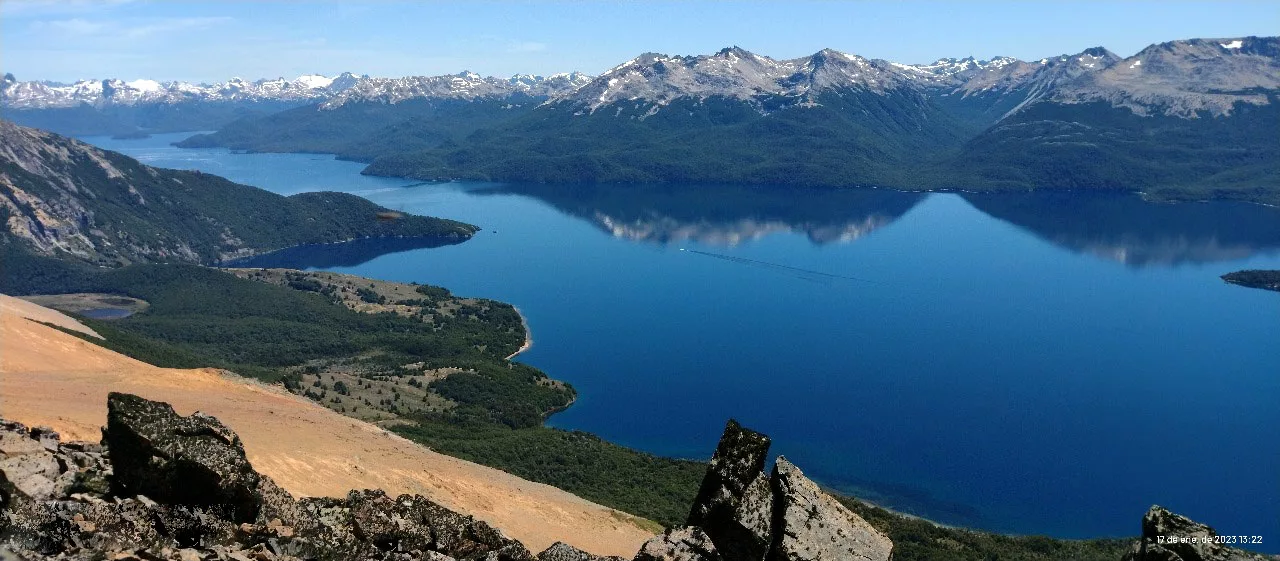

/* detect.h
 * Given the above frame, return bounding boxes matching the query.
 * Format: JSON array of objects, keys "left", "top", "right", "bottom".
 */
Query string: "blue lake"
[{"left": 85, "top": 132, "right": 1280, "bottom": 547}]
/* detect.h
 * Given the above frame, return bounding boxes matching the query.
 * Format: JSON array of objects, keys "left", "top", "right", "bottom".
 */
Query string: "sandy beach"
[{"left": 505, "top": 306, "right": 534, "bottom": 360}]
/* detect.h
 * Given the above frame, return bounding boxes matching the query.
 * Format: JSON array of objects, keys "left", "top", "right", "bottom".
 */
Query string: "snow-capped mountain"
[
  {"left": 890, "top": 55, "right": 1021, "bottom": 85},
  {"left": 551, "top": 37, "right": 1276, "bottom": 121},
  {"left": 553, "top": 46, "right": 930, "bottom": 114},
  {"left": 319, "top": 71, "right": 592, "bottom": 109},
  {"left": 1051, "top": 36, "right": 1280, "bottom": 117},
  {"left": 0, "top": 73, "right": 365, "bottom": 109},
  {"left": 1, "top": 71, "right": 593, "bottom": 111}
]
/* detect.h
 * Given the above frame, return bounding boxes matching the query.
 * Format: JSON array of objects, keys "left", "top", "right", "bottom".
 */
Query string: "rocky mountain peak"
[
  {"left": 1050, "top": 36, "right": 1280, "bottom": 117},
  {"left": 552, "top": 46, "right": 921, "bottom": 115},
  {"left": 318, "top": 71, "right": 591, "bottom": 109},
  {"left": 1, "top": 73, "right": 367, "bottom": 109}
]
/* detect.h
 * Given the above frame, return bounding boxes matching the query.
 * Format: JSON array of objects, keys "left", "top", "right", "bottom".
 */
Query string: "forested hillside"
[{"left": 0, "top": 120, "right": 476, "bottom": 266}]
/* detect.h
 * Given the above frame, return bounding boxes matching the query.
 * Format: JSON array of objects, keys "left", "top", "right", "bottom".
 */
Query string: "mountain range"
[
  {"left": 0, "top": 71, "right": 591, "bottom": 136},
  {"left": 7, "top": 35, "right": 1278, "bottom": 203}
]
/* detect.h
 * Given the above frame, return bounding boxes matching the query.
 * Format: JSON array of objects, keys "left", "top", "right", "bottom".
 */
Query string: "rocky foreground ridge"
[{"left": 1, "top": 395, "right": 1269, "bottom": 561}]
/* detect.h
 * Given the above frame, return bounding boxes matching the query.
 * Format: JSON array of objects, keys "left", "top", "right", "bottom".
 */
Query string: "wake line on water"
[{"left": 679, "top": 248, "right": 880, "bottom": 285}]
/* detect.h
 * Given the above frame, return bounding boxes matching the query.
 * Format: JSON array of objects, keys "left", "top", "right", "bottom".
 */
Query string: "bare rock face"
[
  {"left": 1121, "top": 505, "right": 1271, "bottom": 561},
  {"left": 766, "top": 458, "right": 891, "bottom": 561},
  {"left": 538, "top": 541, "right": 626, "bottom": 561},
  {"left": 681, "top": 421, "right": 892, "bottom": 561},
  {"left": 686, "top": 420, "right": 773, "bottom": 561},
  {"left": 633, "top": 526, "right": 723, "bottom": 561},
  {"left": 103, "top": 392, "right": 263, "bottom": 523}
]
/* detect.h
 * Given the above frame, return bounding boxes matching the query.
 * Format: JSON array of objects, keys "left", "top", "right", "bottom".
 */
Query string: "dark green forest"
[
  {"left": 1221, "top": 269, "right": 1280, "bottom": 292},
  {"left": 839, "top": 499, "right": 1132, "bottom": 561},
  {"left": 1, "top": 250, "right": 570, "bottom": 428},
  {"left": 174, "top": 90, "right": 1280, "bottom": 205},
  {"left": 394, "top": 419, "right": 705, "bottom": 528},
  {"left": 362, "top": 92, "right": 962, "bottom": 189},
  {"left": 177, "top": 96, "right": 548, "bottom": 162}
]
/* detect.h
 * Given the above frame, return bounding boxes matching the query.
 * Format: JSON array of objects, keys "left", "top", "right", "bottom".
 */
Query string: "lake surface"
[{"left": 86, "top": 132, "right": 1280, "bottom": 547}]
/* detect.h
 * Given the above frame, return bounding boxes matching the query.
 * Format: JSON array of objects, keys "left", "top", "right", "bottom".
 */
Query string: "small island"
[{"left": 1221, "top": 270, "right": 1280, "bottom": 293}]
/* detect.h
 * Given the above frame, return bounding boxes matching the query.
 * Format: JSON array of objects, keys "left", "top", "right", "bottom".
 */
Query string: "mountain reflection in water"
[
  {"left": 962, "top": 191, "right": 1280, "bottom": 266},
  {"left": 225, "top": 236, "right": 462, "bottom": 269},
  {"left": 467, "top": 183, "right": 927, "bottom": 246}
]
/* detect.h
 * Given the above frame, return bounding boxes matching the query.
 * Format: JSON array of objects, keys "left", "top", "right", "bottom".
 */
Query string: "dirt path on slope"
[{"left": 0, "top": 294, "right": 654, "bottom": 557}]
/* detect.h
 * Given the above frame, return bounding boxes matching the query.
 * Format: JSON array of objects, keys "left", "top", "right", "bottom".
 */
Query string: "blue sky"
[{"left": 3, "top": 0, "right": 1276, "bottom": 82}]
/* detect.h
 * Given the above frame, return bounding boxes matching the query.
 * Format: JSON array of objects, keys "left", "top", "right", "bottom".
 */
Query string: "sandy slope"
[
  {"left": 1, "top": 294, "right": 102, "bottom": 338},
  {"left": 0, "top": 294, "right": 654, "bottom": 556}
]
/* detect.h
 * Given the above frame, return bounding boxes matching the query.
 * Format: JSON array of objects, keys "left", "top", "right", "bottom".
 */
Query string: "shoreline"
[{"left": 505, "top": 306, "right": 533, "bottom": 360}]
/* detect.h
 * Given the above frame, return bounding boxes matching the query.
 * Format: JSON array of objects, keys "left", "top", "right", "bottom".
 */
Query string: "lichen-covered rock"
[
  {"left": 633, "top": 527, "right": 722, "bottom": 561},
  {"left": 103, "top": 392, "right": 262, "bottom": 523},
  {"left": 1121, "top": 505, "right": 1271, "bottom": 561},
  {"left": 766, "top": 458, "right": 891, "bottom": 561},
  {"left": 686, "top": 420, "right": 772, "bottom": 561},
  {"left": 0, "top": 394, "right": 563, "bottom": 561},
  {"left": 0, "top": 423, "right": 61, "bottom": 503},
  {"left": 537, "top": 541, "right": 625, "bottom": 561},
  {"left": 393, "top": 492, "right": 532, "bottom": 560}
]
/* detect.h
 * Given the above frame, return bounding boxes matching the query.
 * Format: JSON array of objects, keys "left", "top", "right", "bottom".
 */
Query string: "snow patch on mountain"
[
  {"left": 318, "top": 71, "right": 592, "bottom": 109},
  {"left": 1052, "top": 36, "right": 1280, "bottom": 117},
  {"left": 553, "top": 46, "right": 927, "bottom": 114},
  {"left": 1, "top": 73, "right": 362, "bottom": 109}
]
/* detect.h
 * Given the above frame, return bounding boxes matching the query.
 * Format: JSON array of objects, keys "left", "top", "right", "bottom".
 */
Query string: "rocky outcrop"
[
  {"left": 1121, "top": 506, "right": 1272, "bottom": 561},
  {"left": 636, "top": 420, "right": 892, "bottom": 561},
  {"left": 632, "top": 527, "right": 722, "bottom": 561},
  {"left": 103, "top": 392, "right": 262, "bottom": 523},
  {"left": 0, "top": 393, "right": 590, "bottom": 561},
  {"left": 685, "top": 420, "right": 773, "bottom": 561},
  {"left": 767, "top": 459, "right": 891, "bottom": 561},
  {"left": 537, "top": 541, "right": 626, "bottom": 561}
]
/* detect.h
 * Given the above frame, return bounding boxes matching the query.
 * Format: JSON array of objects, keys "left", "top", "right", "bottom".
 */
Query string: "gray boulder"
[
  {"left": 633, "top": 527, "right": 722, "bottom": 561},
  {"left": 103, "top": 392, "right": 262, "bottom": 523},
  {"left": 766, "top": 458, "right": 891, "bottom": 561},
  {"left": 0, "top": 422, "right": 60, "bottom": 503},
  {"left": 537, "top": 541, "right": 625, "bottom": 561},
  {"left": 680, "top": 421, "right": 893, "bottom": 561},
  {"left": 1121, "top": 505, "right": 1271, "bottom": 561},
  {"left": 685, "top": 420, "right": 773, "bottom": 561}
]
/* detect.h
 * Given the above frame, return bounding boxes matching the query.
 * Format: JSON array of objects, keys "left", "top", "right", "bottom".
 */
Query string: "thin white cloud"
[
  {"left": 28, "top": 15, "right": 232, "bottom": 38},
  {"left": 122, "top": 16, "right": 232, "bottom": 38},
  {"left": 508, "top": 41, "right": 548, "bottom": 53},
  {"left": 31, "top": 18, "right": 110, "bottom": 35},
  {"left": 1, "top": 0, "right": 137, "bottom": 18}
]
